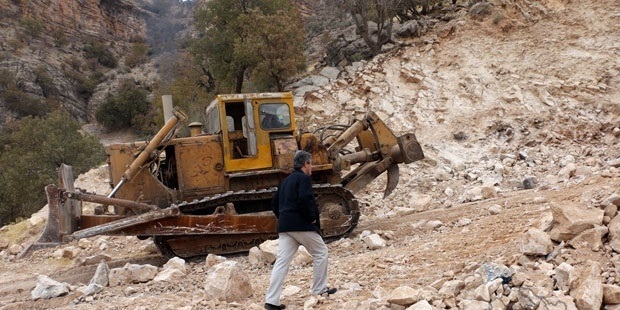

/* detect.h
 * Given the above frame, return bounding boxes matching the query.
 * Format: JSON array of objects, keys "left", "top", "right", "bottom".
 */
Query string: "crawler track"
[{"left": 154, "top": 184, "right": 360, "bottom": 258}]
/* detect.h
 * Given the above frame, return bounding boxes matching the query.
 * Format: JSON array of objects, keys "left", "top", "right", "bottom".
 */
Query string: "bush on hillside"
[
  {"left": 84, "top": 42, "right": 117, "bottom": 68},
  {"left": 33, "top": 65, "right": 57, "bottom": 98},
  {"left": 64, "top": 69, "right": 105, "bottom": 101},
  {"left": 20, "top": 17, "right": 43, "bottom": 41},
  {"left": 0, "top": 69, "right": 50, "bottom": 117},
  {"left": 0, "top": 111, "right": 105, "bottom": 225},
  {"left": 95, "top": 81, "right": 150, "bottom": 131},
  {"left": 125, "top": 42, "right": 150, "bottom": 68},
  {"left": 51, "top": 28, "right": 68, "bottom": 47},
  {"left": 3, "top": 89, "right": 49, "bottom": 117}
]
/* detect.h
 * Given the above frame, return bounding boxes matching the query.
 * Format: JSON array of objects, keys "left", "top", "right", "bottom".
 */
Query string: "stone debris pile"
[{"left": 28, "top": 187, "right": 619, "bottom": 309}]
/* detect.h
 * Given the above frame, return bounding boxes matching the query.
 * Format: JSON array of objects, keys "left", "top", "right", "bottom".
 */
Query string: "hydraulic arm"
[{"left": 324, "top": 111, "right": 424, "bottom": 197}]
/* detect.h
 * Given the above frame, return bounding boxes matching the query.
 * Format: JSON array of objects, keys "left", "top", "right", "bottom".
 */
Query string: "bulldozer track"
[{"left": 154, "top": 184, "right": 360, "bottom": 258}]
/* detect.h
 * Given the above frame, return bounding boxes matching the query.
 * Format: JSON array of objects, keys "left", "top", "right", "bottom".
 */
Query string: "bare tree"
[
  {"left": 395, "top": 0, "right": 445, "bottom": 21},
  {"left": 340, "top": 0, "right": 401, "bottom": 56}
]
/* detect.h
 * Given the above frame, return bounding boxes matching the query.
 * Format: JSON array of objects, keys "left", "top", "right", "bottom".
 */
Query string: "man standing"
[{"left": 264, "top": 150, "right": 337, "bottom": 310}]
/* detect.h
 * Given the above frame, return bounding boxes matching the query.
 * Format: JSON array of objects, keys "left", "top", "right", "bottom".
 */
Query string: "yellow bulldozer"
[{"left": 23, "top": 92, "right": 424, "bottom": 258}]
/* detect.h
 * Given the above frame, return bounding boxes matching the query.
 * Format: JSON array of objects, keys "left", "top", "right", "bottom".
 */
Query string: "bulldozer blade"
[
  {"left": 20, "top": 164, "right": 79, "bottom": 258},
  {"left": 19, "top": 184, "right": 63, "bottom": 258},
  {"left": 384, "top": 164, "right": 400, "bottom": 199},
  {"left": 66, "top": 206, "right": 180, "bottom": 241}
]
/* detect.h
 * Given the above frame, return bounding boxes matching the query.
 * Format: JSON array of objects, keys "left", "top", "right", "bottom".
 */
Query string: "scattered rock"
[
  {"left": 205, "top": 253, "right": 227, "bottom": 269},
  {"left": 292, "top": 246, "right": 313, "bottom": 266},
  {"left": 259, "top": 240, "right": 279, "bottom": 264},
  {"left": 31, "top": 275, "right": 69, "bottom": 300},
  {"left": 548, "top": 203, "right": 604, "bottom": 242},
  {"left": 406, "top": 299, "right": 432, "bottom": 310},
  {"left": 248, "top": 246, "right": 266, "bottom": 266},
  {"left": 81, "top": 260, "right": 109, "bottom": 296},
  {"left": 603, "top": 284, "right": 620, "bottom": 305},
  {"left": 488, "top": 204, "right": 503, "bottom": 215},
  {"left": 204, "top": 261, "right": 253, "bottom": 303},
  {"left": 74, "top": 253, "right": 112, "bottom": 266},
  {"left": 570, "top": 260, "right": 603, "bottom": 310},
  {"left": 567, "top": 225, "right": 608, "bottom": 251},
  {"left": 609, "top": 215, "right": 620, "bottom": 252},
  {"left": 554, "top": 262, "right": 573, "bottom": 293},
  {"left": 387, "top": 286, "right": 420, "bottom": 306},
  {"left": 109, "top": 263, "right": 158, "bottom": 286},
  {"left": 521, "top": 228, "right": 554, "bottom": 256},
  {"left": 362, "top": 233, "right": 387, "bottom": 250}
]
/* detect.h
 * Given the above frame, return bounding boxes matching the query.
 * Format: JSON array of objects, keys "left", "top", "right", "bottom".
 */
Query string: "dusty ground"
[{"left": 0, "top": 0, "right": 618, "bottom": 309}]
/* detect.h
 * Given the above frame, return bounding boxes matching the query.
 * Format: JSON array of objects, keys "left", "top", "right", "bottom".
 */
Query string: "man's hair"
[{"left": 293, "top": 150, "right": 312, "bottom": 169}]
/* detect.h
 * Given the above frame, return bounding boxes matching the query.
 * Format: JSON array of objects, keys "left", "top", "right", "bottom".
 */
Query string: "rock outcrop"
[{"left": 0, "top": 0, "right": 151, "bottom": 128}]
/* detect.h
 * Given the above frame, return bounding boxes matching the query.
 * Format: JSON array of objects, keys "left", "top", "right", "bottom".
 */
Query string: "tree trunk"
[{"left": 235, "top": 67, "right": 246, "bottom": 93}]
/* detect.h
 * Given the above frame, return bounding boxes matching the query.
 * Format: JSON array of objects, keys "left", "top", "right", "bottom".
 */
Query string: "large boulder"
[
  {"left": 570, "top": 260, "right": 603, "bottom": 310},
  {"left": 568, "top": 225, "right": 608, "bottom": 251},
  {"left": 109, "top": 263, "right": 158, "bottom": 286},
  {"left": 521, "top": 228, "right": 554, "bottom": 256},
  {"left": 204, "top": 260, "right": 253, "bottom": 303},
  {"left": 31, "top": 275, "right": 69, "bottom": 300},
  {"left": 603, "top": 284, "right": 620, "bottom": 305},
  {"left": 154, "top": 257, "right": 186, "bottom": 282},
  {"left": 548, "top": 203, "right": 604, "bottom": 242},
  {"left": 258, "top": 239, "right": 279, "bottom": 264},
  {"left": 387, "top": 286, "right": 419, "bottom": 306}
]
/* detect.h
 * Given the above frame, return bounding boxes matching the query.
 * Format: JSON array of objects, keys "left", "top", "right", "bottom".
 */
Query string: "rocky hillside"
[
  {"left": 0, "top": 0, "right": 619, "bottom": 309},
  {"left": 0, "top": 0, "right": 191, "bottom": 129}
]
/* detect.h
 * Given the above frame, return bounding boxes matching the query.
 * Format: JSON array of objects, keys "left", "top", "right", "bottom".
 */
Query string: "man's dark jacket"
[{"left": 271, "top": 168, "right": 320, "bottom": 233}]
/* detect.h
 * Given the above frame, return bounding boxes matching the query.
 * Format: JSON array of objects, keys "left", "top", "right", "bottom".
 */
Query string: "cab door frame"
[{"left": 221, "top": 99, "right": 272, "bottom": 172}]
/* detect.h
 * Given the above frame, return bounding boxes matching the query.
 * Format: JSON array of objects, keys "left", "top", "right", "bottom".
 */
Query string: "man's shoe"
[
  {"left": 320, "top": 287, "right": 337, "bottom": 295},
  {"left": 264, "top": 303, "right": 286, "bottom": 310}
]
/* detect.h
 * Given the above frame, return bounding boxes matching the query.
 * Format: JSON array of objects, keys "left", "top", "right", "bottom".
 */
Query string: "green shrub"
[
  {"left": 3, "top": 89, "right": 50, "bottom": 117},
  {"left": 64, "top": 70, "right": 104, "bottom": 101},
  {"left": 0, "top": 69, "right": 14, "bottom": 88},
  {"left": 130, "top": 108, "right": 161, "bottom": 136},
  {"left": 129, "top": 35, "right": 146, "bottom": 44},
  {"left": 33, "top": 66, "right": 56, "bottom": 97},
  {"left": 0, "top": 69, "right": 50, "bottom": 117},
  {"left": 83, "top": 42, "right": 117, "bottom": 68},
  {"left": 0, "top": 111, "right": 105, "bottom": 225},
  {"left": 20, "top": 17, "right": 43, "bottom": 39},
  {"left": 67, "top": 56, "right": 83, "bottom": 71},
  {"left": 96, "top": 82, "right": 150, "bottom": 130},
  {"left": 51, "top": 29, "right": 68, "bottom": 47},
  {"left": 125, "top": 42, "right": 150, "bottom": 68},
  {"left": 7, "top": 38, "right": 25, "bottom": 50}
]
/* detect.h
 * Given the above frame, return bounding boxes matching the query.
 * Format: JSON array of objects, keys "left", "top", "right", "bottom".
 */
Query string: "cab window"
[{"left": 259, "top": 103, "right": 291, "bottom": 130}]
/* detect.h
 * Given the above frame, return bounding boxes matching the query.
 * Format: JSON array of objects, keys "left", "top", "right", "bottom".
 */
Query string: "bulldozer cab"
[{"left": 204, "top": 93, "right": 296, "bottom": 172}]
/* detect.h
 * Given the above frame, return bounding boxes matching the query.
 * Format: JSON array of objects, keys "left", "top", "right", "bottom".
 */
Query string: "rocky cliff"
[
  {"left": 0, "top": 0, "right": 152, "bottom": 128},
  {"left": 2, "top": 0, "right": 147, "bottom": 41}
]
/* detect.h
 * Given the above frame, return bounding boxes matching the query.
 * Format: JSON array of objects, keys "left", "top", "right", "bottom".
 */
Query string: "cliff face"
[
  {"left": 0, "top": 0, "right": 150, "bottom": 128},
  {"left": 6, "top": 0, "right": 146, "bottom": 41}
]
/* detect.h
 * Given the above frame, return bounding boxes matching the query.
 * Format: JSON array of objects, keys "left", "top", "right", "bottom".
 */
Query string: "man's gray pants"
[{"left": 265, "top": 231, "right": 329, "bottom": 306}]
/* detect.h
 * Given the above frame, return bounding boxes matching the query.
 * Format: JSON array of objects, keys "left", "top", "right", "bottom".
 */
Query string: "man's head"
[{"left": 293, "top": 150, "right": 312, "bottom": 176}]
